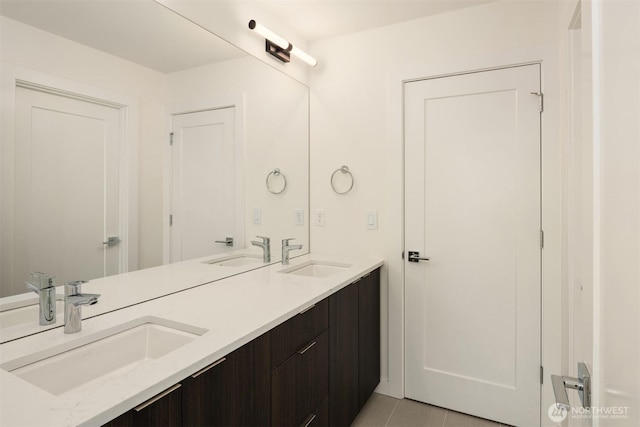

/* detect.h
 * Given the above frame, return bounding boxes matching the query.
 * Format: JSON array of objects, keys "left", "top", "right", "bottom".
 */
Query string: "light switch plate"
[
  {"left": 314, "top": 209, "right": 325, "bottom": 226},
  {"left": 366, "top": 210, "right": 378, "bottom": 230},
  {"left": 294, "top": 208, "right": 304, "bottom": 226},
  {"left": 253, "top": 208, "right": 262, "bottom": 225}
]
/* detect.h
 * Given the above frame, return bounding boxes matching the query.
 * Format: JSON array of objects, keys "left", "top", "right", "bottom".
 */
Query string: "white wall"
[
  {"left": 593, "top": 0, "right": 640, "bottom": 423},
  {"left": 308, "top": 0, "right": 563, "bottom": 412}
]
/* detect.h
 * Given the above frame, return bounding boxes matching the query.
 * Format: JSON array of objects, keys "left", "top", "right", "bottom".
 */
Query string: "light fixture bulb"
[
  {"left": 248, "top": 20, "right": 290, "bottom": 51},
  {"left": 291, "top": 46, "right": 318, "bottom": 67}
]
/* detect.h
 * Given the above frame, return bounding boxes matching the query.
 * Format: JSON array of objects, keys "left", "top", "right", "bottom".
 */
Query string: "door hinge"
[
  {"left": 540, "top": 230, "right": 545, "bottom": 249},
  {"left": 531, "top": 92, "right": 544, "bottom": 113},
  {"left": 541, "top": 366, "right": 544, "bottom": 384},
  {"left": 169, "top": 214, "right": 173, "bottom": 226},
  {"left": 169, "top": 132, "right": 174, "bottom": 146}
]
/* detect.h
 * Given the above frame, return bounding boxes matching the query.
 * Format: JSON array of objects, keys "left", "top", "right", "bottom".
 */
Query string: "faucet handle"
[
  {"left": 27, "top": 272, "right": 54, "bottom": 289},
  {"left": 282, "top": 238, "right": 296, "bottom": 246},
  {"left": 65, "top": 280, "right": 89, "bottom": 296},
  {"left": 256, "top": 236, "right": 270, "bottom": 244}
]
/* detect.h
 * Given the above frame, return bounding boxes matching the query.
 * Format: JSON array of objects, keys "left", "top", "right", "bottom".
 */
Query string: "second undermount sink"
[
  {"left": 2, "top": 316, "right": 207, "bottom": 396},
  {"left": 279, "top": 260, "right": 352, "bottom": 278}
]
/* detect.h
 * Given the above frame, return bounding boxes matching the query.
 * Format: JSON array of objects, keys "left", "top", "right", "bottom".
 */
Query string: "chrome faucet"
[
  {"left": 281, "top": 238, "right": 303, "bottom": 265},
  {"left": 64, "top": 281, "right": 100, "bottom": 334},
  {"left": 25, "top": 272, "right": 57, "bottom": 325},
  {"left": 251, "top": 236, "right": 271, "bottom": 262}
]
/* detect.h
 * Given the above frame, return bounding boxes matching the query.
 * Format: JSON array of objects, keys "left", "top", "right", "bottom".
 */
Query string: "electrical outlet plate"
[
  {"left": 294, "top": 208, "right": 304, "bottom": 226},
  {"left": 314, "top": 209, "right": 325, "bottom": 226}
]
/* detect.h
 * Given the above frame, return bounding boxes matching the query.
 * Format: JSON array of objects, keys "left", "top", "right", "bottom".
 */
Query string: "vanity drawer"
[
  {"left": 270, "top": 298, "right": 328, "bottom": 369},
  {"left": 271, "top": 330, "right": 329, "bottom": 427}
]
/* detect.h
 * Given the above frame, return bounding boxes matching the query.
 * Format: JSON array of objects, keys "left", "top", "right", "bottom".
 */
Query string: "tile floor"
[{"left": 352, "top": 393, "right": 506, "bottom": 427}]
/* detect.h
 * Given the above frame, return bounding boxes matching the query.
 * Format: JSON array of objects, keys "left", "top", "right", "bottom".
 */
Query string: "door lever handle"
[
  {"left": 551, "top": 362, "right": 591, "bottom": 410},
  {"left": 408, "top": 251, "right": 429, "bottom": 262},
  {"left": 215, "top": 237, "right": 234, "bottom": 247}
]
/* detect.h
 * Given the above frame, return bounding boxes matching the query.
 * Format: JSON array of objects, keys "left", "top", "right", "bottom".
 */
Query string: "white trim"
[
  {"left": 381, "top": 44, "right": 562, "bottom": 427},
  {"left": 590, "top": 0, "right": 602, "bottom": 419},
  {"left": 163, "top": 94, "right": 246, "bottom": 264},
  {"left": 0, "top": 63, "right": 139, "bottom": 283}
]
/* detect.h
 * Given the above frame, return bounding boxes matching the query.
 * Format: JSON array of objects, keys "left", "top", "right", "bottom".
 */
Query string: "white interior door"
[
  {"left": 404, "top": 65, "right": 542, "bottom": 426},
  {"left": 10, "top": 85, "right": 121, "bottom": 295},
  {"left": 170, "top": 108, "right": 237, "bottom": 262}
]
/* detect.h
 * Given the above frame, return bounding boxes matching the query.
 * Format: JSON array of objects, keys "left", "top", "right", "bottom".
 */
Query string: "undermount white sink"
[
  {"left": 0, "top": 297, "right": 64, "bottom": 329},
  {"left": 279, "top": 260, "right": 352, "bottom": 278},
  {"left": 2, "top": 316, "right": 207, "bottom": 396},
  {"left": 205, "top": 254, "right": 263, "bottom": 268}
]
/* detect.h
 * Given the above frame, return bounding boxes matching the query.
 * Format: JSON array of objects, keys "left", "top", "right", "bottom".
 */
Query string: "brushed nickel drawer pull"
[
  {"left": 302, "top": 413, "right": 317, "bottom": 427},
  {"left": 134, "top": 384, "right": 182, "bottom": 412},
  {"left": 191, "top": 357, "right": 227, "bottom": 378},
  {"left": 298, "top": 304, "right": 316, "bottom": 315},
  {"left": 297, "top": 340, "right": 316, "bottom": 355}
]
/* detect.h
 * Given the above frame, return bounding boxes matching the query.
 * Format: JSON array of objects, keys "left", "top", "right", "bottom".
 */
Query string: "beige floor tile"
[
  {"left": 443, "top": 410, "right": 501, "bottom": 427},
  {"left": 386, "top": 398, "right": 447, "bottom": 427},
  {"left": 352, "top": 393, "right": 400, "bottom": 427}
]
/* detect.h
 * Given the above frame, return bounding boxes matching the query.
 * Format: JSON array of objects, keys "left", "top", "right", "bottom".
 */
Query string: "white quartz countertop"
[{"left": 0, "top": 254, "right": 383, "bottom": 427}]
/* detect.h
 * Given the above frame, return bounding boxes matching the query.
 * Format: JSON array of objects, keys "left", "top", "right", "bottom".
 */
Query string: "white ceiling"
[
  {"left": 0, "top": 0, "right": 496, "bottom": 72},
  {"left": 251, "top": 0, "right": 497, "bottom": 42}
]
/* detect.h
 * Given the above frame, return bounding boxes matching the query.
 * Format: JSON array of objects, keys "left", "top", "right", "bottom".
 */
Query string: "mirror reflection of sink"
[
  {"left": 0, "top": 297, "right": 64, "bottom": 329},
  {"left": 1, "top": 316, "right": 207, "bottom": 396},
  {"left": 279, "top": 260, "right": 352, "bottom": 278},
  {"left": 204, "top": 254, "right": 263, "bottom": 268}
]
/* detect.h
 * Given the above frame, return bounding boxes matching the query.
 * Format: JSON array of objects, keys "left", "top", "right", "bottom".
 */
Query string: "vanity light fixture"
[{"left": 248, "top": 20, "right": 317, "bottom": 67}]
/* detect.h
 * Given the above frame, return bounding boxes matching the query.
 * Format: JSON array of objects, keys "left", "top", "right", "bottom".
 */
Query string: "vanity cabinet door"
[
  {"left": 103, "top": 383, "right": 182, "bottom": 427},
  {"left": 358, "top": 268, "right": 381, "bottom": 409},
  {"left": 181, "top": 333, "right": 270, "bottom": 427},
  {"left": 329, "top": 268, "right": 381, "bottom": 427},
  {"left": 271, "top": 330, "right": 328, "bottom": 427},
  {"left": 328, "top": 282, "right": 359, "bottom": 427}
]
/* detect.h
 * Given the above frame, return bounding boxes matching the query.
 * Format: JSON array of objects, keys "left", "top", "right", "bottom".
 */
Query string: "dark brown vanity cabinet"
[
  {"left": 329, "top": 268, "right": 381, "bottom": 427},
  {"left": 103, "top": 383, "right": 183, "bottom": 427},
  {"left": 270, "top": 299, "right": 329, "bottom": 427},
  {"left": 181, "top": 333, "right": 270, "bottom": 427},
  {"left": 104, "top": 336, "right": 270, "bottom": 427},
  {"left": 103, "top": 268, "right": 380, "bottom": 427}
]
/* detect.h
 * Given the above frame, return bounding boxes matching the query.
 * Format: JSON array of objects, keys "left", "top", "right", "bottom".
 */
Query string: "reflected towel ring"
[
  {"left": 266, "top": 168, "right": 287, "bottom": 194},
  {"left": 330, "top": 165, "right": 354, "bottom": 194}
]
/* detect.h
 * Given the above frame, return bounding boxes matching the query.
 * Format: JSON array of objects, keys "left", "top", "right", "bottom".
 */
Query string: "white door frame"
[
  {"left": 0, "top": 64, "right": 139, "bottom": 286},
  {"left": 380, "top": 45, "right": 562, "bottom": 426},
  {"left": 163, "top": 95, "right": 245, "bottom": 264}
]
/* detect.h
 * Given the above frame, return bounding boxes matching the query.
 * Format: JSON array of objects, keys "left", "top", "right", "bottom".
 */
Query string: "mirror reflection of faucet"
[
  {"left": 64, "top": 281, "right": 100, "bottom": 334},
  {"left": 25, "top": 272, "right": 56, "bottom": 326},
  {"left": 251, "top": 236, "right": 271, "bottom": 262},
  {"left": 281, "top": 238, "right": 303, "bottom": 265}
]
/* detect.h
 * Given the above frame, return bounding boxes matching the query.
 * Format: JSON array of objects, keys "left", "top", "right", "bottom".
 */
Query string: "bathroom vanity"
[{"left": 0, "top": 254, "right": 383, "bottom": 426}]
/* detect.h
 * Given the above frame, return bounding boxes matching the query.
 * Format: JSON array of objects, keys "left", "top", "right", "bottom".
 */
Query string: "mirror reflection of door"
[
  {"left": 170, "top": 108, "right": 238, "bottom": 262},
  {"left": 2, "top": 83, "right": 122, "bottom": 297}
]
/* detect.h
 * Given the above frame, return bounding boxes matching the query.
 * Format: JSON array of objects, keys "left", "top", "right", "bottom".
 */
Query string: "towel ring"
[
  {"left": 330, "top": 165, "right": 354, "bottom": 195},
  {"left": 266, "top": 168, "right": 287, "bottom": 194}
]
